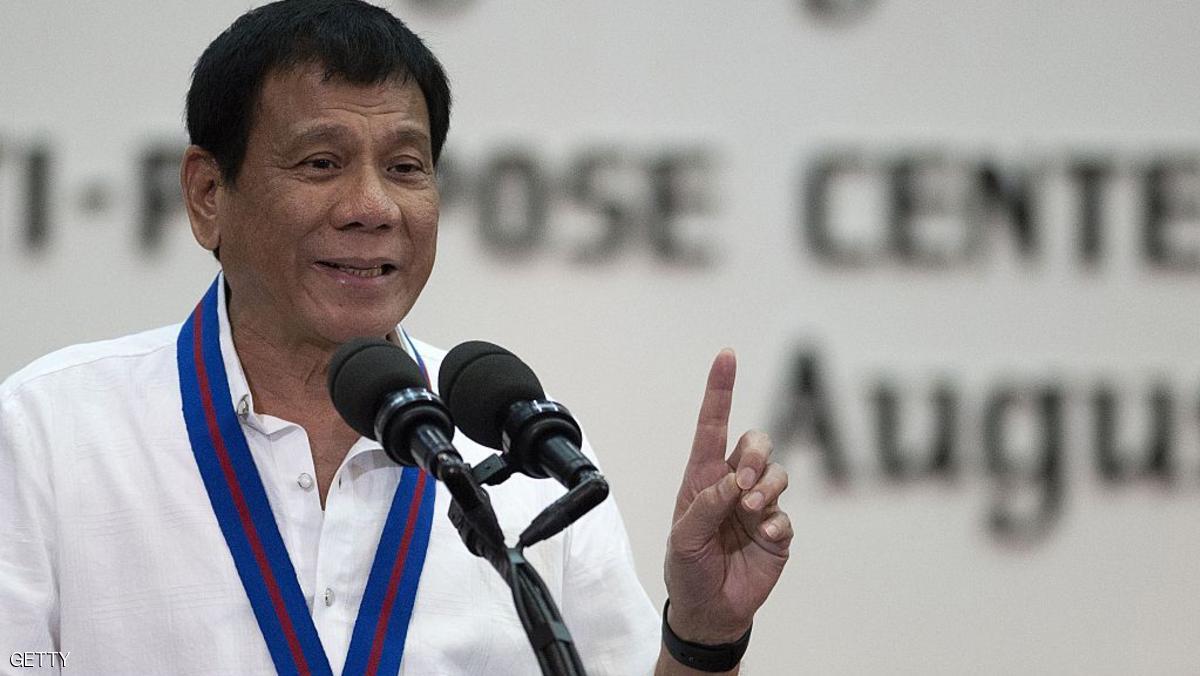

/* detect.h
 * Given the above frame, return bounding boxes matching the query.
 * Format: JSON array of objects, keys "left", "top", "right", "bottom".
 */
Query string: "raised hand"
[{"left": 663, "top": 349, "right": 793, "bottom": 645}]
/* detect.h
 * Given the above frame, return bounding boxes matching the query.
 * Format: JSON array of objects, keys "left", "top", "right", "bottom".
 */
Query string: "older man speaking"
[{"left": 0, "top": 1, "right": 792, "bottom": 674}]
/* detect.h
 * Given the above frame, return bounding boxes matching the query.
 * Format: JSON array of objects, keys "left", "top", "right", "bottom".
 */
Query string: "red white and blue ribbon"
[{"left": 177, "top": 277, "right": 435, "bottom": 676}]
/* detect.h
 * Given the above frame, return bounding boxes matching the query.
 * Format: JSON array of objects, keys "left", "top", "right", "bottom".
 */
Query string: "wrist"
[
  {"left": 666, "top": 600, "right": 752, "bottom": 644},
  {"left": 661, "top": 599, "right": 752, "bottom": 673}
]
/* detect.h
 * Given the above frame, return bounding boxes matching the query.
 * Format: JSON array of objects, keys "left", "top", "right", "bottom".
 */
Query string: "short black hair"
[{"left": 186, "top": 0, "right": 451, "bottom": 185}]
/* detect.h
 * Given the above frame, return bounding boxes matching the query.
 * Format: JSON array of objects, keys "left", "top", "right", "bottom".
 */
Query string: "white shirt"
[{"left": 0, "top": 280, "right": 659, "bottom": 675}]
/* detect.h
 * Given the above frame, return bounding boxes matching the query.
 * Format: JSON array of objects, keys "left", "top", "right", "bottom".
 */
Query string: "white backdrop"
[{"left": 3, "top": 1, "right": 1200, "bottom": 673}]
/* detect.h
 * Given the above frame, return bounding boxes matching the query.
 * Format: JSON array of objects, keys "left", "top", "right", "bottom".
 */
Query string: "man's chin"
[
  {"left": 318, "top": 323, "right": 397, "bottom": 348},
  {"left": 305, "top": 292, "right": 416, "bottom": 346}
]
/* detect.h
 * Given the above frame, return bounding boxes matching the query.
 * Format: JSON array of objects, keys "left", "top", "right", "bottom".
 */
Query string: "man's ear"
[{"left": 180, "top": 145, "right": 224, "bottom": 252}]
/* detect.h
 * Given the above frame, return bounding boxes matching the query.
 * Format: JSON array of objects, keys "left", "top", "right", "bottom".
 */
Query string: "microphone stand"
[{"left": 444, "top": 453, "right": 611, "bottom": 676}]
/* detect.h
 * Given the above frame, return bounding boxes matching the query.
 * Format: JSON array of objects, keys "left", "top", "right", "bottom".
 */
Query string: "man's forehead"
[
  {"left": 252, "top": 64, "right": 431, "bottom": 141},
  {"left": 258, "top": 63, "right": 423, "bottom": 111}
]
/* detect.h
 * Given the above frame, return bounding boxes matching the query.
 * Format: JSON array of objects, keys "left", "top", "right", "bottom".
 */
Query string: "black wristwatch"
[{"left": 661, "top": 599, "right": 752, "bottom": 673}]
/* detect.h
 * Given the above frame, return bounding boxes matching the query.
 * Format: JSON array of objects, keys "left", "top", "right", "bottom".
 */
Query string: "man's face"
[{"left": 211, "top": 64, "right": 439, "bottom": 347}]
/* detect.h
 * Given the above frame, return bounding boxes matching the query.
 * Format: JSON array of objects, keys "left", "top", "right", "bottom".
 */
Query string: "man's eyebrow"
[
  {"left": 284, "top": 124, "right": 430, "bottom": 153},
  {"left": 382, "top": 127, "right": 432, "bottom": 152},
  {"left": 292, "top": 123, "right": 351, "bottom": 143}
]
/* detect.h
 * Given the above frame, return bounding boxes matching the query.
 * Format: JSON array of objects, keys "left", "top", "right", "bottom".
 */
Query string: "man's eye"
[
  {"left": 391, "top": 162, "right": 423, "bottom": 174},
  {"left": 305, "top": 158, "right": 337, "bottom": 170}
]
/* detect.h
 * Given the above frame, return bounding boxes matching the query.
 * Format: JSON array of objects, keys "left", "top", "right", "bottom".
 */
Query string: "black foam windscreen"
[
  {"left": 438, "top": 341, "right": 546, "bottom": 450},
  {"left": 327, "top": 337, "right": 425, "bottom": 439}
]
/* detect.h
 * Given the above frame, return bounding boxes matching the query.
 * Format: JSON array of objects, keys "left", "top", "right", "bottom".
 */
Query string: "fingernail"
[
  {"left": 763, "top": 522, "right": 779, "bottom": 539},
  {"left": 742, "top": 491, "right": 764, "bottom": 510},
  {"left": 736, "top": 467, "right": 756, "bottom": 490}
]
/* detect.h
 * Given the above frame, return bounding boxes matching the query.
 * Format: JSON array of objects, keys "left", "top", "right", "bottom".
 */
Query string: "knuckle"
[
  {"left": 775, "top": 464, "right": 790, "bottom": 491},
  {"left": 745, "top": 429, "right": 773, "bottom": 454},
  {"left": 668, "top": 528, "right": 685, "bottom": 550},
  {"left": 768, "top": 514, "right": 793, "bottom": 540}
]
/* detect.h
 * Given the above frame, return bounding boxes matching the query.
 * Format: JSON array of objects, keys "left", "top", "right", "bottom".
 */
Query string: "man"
[{"left": 0, "top": 1, "right": 792, "bottom": 673}]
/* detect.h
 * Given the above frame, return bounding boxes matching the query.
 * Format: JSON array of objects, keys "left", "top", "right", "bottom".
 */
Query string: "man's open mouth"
[{"left": 316, "top": 261, "right": 396, "bottom": 278}]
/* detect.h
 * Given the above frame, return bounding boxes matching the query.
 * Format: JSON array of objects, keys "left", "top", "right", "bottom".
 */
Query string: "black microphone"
[
  {"left": 327, "top": 337, "right": 462, "bottom": 478},
  {"left": 329, "top": 337, "right": 507, "bottom": 558},
  {"left": 438, "top": 341, "right": 598, "bottom": 489}
]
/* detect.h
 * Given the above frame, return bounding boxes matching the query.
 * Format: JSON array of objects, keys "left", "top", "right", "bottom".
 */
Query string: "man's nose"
[{"left": 334, "top": 164, "right": 401, "bottom": 230}]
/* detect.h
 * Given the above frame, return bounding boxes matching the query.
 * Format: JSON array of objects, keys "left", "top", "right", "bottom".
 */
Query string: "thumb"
[{"left": 672, "top": 472, "right": 740, "bottom": 555}]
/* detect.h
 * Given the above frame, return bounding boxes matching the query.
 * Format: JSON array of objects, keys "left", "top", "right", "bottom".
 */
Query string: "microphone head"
[
  {"left": 327, "top": 337, "right": 425, "bottom": 439},
  {"left": 439, "top": 340, "right": 545, "bottom": 449}
]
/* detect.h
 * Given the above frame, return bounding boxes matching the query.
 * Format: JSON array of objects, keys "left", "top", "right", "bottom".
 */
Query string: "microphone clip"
[{"left": 468, "top": 452, "right": 518, "bottom": 486}]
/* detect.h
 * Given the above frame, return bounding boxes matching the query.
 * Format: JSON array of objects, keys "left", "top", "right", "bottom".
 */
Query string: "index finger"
[{"left": 688, "top": 348, "right": 737, "bottom": 467}]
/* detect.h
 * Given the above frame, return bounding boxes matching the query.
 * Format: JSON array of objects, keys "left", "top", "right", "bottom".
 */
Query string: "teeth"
[{"left": 328, "top": 263, "right": 385, "bottom": 278}]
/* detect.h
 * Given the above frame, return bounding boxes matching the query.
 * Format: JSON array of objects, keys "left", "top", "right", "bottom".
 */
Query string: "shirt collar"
[{"left": 215, "top": 274, "right": 256, "bottom": 427}]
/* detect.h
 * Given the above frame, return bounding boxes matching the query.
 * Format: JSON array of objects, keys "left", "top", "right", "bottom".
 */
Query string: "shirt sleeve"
[
  {"left": 559, "top": 432, "right": 661, "bottom": 676},
  {"left": 0, "top": 385, "right": 61, "bottom": 674}
]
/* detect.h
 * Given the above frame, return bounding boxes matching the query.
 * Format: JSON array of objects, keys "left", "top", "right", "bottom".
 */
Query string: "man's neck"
[
  {"left": 226, "top": 292, "right": 363, "bottom": 507},
  {"left": 232, "top": 318, "right": 335, "bottom": 418}
]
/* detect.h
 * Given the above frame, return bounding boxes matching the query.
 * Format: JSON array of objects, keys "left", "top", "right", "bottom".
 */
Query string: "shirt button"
[
  {"left": 323, "top": 588, "right": 335, "bottom": 607},
  {"left": 297, "top": 473, "right": 314, "bottom": 490}
]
